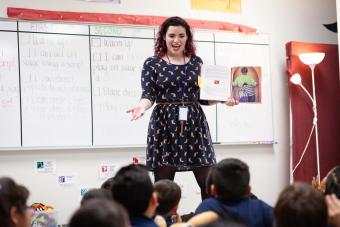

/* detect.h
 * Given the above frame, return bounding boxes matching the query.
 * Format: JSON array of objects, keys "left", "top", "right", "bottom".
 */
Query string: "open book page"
[{"left": 199, "top": 64, "right": 231, "bottom": 101}]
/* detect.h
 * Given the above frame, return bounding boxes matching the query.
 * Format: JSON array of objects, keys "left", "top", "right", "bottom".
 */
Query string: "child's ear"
[
  {"left": 152, "top": 192, "right": 158, "bottom": 207},
  {"left": 170, "top": 203, "right": 179, "bottom": 214},
  {"left": 10, "top": 207, "right": 20, "bottom": 225},
  {"left": 210, "top": 184, "right": 218, "bottom": 197},
  {"left": 245, "top": 185, "right": 251, "bottom": 196}
]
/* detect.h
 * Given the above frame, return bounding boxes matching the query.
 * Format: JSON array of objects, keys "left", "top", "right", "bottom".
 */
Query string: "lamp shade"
[
  {"left": 290, "top": 73, "right": 302, "bottom": 85},
  {"left": 298, "top": 52, "right": 325, "bottom": 65}
]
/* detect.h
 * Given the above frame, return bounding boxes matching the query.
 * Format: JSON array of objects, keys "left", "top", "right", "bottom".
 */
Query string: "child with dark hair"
[
  {"left": 205, "top": 166, "right": 258, "bottom": 200},
  {"left": 154, "top": 179, "right": 182, "bottom": 226},
  {"left": 0, "top": 177, "right": 31, "bottom": 227},
  {"left": 274, "top": 182, "right": 327, "bottom": 227},
  {"left": 321, "top": 166, "right": 340, "bottom": 227},
  {"left": 325, "top": 166, "right": 340, "bottom": 198},
  {"left": 111, "top": 164, "right": 158, "bottom": 227},
  {"left": 195, "top": 158, "right": 273, "bottom": 227},
  {"left": 69, "top": 199, "right": 129, "bottom": 227},
  {"left": 80, "top": 188, "right": 112, "bottom": 206}
]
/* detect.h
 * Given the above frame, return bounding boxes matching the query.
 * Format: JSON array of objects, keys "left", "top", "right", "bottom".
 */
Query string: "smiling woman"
[{"left": 127, "top": 16, "right": 237, "bottom": 200}]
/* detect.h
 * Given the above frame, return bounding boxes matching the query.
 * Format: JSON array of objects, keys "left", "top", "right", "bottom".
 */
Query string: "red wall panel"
[{"left": 286, "top": 41, "right": 340, "bottom": 182}]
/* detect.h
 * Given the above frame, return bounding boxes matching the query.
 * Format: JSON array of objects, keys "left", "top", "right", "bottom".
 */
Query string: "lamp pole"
[
  {"left": 310, "top": 64, "right": 321, "bottom": 183},
  {"left": 294, "top": 52, "right": 325, "bottom": 183}
]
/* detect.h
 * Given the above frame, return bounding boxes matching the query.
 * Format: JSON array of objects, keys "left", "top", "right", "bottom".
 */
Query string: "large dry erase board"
[{"left": 0, "top": 20, "right": 273, "bottom": 148}]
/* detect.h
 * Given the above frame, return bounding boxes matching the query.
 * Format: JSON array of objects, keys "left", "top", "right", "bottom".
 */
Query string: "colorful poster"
[{"left": 192, "top": 0, "right": 241, "bottom": 13}]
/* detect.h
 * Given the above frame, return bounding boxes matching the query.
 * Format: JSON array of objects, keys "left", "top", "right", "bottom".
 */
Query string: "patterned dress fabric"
[{"left": 141, "top": 55, "right": 216, "bottom": 171}]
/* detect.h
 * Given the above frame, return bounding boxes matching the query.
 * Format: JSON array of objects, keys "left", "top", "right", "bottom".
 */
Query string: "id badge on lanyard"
[{"left": 179, "top": 106, "right": 188, "bottom": 121}]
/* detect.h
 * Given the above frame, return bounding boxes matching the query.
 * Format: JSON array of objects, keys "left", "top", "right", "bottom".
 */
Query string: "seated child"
[
  {"left": 323, "top": 166, "right": 340, "bottom": 227},
  {"left": 324, "top": 166, "right": 340, "bottom": 198},
  {"left": 111, "top": 164, "right": 158, "bottom": 227},
  {"left": 154, "top": 179, "right": 182, "bottom": 226},
  {"left": 274, "top": 182, "right": 327, "bottom": 227},
  {"left": 0, "top": 177, "right": 31, "bottom": 227},
  {"left": 69, "top": 198, "right": 129, "bottom": 227},
  {"left": 195, "top": 158, "right": 273, "bottom": 227},
  {"left": 80, "top": 188, "right": 112, "bottom": 206}
]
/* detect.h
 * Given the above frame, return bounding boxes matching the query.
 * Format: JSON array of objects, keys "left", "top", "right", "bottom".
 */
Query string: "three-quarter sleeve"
[{"left": 141, "top": 57, "right": 157, "bottom": 105}]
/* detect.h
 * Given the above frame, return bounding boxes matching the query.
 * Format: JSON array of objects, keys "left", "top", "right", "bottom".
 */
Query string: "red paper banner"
[{"left": 7, "top": 7, "right": 256, "bottom": 33}]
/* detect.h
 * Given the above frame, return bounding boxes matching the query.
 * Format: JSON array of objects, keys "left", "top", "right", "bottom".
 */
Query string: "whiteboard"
[
  {"left": 0, "top": 19, "right": 273, "bottom": 148},
  {"left": 215, "top": 41, "right": 274, "bottom": 143},
  {"left": 19, "top": 31, "right": 92, "bottom": 147},
  {"left": 91, "top": 33, "right": 155, "bottom": 145},
  {"left": 0, "top": 31, "right": 21, "bottom": 147}
]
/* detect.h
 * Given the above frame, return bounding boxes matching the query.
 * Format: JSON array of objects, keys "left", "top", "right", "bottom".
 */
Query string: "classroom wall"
[{"left": 0, "top": 0, "right": 337, "bottom": 225}]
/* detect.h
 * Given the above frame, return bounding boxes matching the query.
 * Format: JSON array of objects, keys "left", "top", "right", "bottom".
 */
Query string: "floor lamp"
[{"left": 290, "top": 52, "right": 325, "bottom": 183}]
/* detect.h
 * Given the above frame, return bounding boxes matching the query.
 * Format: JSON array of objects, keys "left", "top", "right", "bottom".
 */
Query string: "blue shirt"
[
  {"left": 195, "top": 197, "right": 273, "bottom": 227},
  {"left": 130, "top": 215, "right": 158, "bottom": 227}
]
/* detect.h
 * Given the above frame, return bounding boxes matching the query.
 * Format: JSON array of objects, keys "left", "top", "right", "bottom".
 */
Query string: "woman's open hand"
[{"left": 126, "top": 105, "right": 146, "bottom": 121}]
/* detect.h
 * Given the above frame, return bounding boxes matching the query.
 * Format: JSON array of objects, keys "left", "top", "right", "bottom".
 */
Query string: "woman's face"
[{"left": 164, "top": 25, "right": 187, "bottom": 57}]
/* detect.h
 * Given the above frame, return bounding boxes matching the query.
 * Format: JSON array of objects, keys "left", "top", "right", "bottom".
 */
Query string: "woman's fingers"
[
  {"left": 127, "top": 107, "right": 144, "bottom": 121},
  {"left": 224, "top": 97, "right": 238, "bottom": 106}
]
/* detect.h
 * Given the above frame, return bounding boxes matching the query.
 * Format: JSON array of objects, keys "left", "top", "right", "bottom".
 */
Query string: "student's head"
[
  {"left": 80, "top": 188, "right": 112, "bottom": 206},
  {"left": 154, "top": 179, "right": 181, "bottom": 216},
  {"left": 155, "top": 16, "right": 195, "bottom": 57},
  {"left": 211, "top": 158, "right": 250, "bottom": 201},
  {"left": 274, "top": 182, "right": 327, "bottom": 227},
  {"left": 0, "top": 177, "right": 31, "bottom": 227},
  {"left": 324, "top": 166, "right": 340, "bottom": 198},
  {"left": 101, "top": 177, "right": 115, "bottom": 191},
  {"left": 69, "top": 199, "right": 129, "bottom": 227},
  {"left": 111, "top": 164, "right": 156, "bottom": 217}
]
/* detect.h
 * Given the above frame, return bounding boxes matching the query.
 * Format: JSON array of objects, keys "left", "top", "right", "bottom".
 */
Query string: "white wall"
[{"left": 0, "top": 0, "right": 337, "bottom": 225}]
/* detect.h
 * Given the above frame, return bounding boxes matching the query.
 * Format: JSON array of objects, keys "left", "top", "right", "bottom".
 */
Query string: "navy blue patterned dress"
[{"left": 141, "top": 55, "right": 216, "bottom": 171}]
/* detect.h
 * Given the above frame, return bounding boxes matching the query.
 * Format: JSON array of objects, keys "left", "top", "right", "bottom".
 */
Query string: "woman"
[
  {"left": 127, "top": 16, "right": 236, "bottom": 199},
  {"left": 0, "top": 177, "right": 31, "bottom": 227}
]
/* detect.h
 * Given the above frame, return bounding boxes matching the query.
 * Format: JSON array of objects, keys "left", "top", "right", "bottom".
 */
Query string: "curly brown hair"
[{"left": 154, "top": 16, "right": 196, "bottom": 57}]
